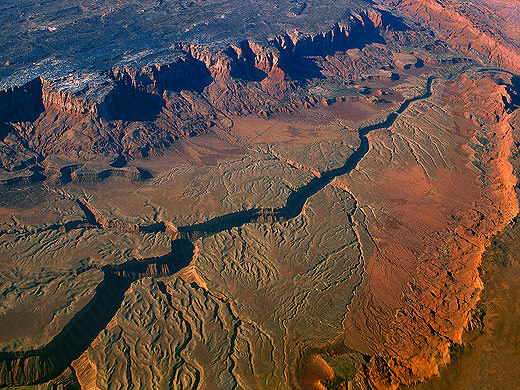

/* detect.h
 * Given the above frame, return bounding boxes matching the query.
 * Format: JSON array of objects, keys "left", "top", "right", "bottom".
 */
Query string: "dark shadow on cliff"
[
  {"left": 0, "top": 122, "right": 13, "bottom": 141},
  {"left": 98, "top": 86, "right": 165, "bottom": 122},
  {"left": 99, "top": 56, "right": 213, "bottom": 121},
  {"left": 271, "top": 20, "right": 391, "bottom": 82},
  {"left": 278, "top": 53, "right": 325, "bottom": 81},
  {"left": 158, "top": 57, "right": 214, "bottom": 93},
  {"left": 510, "top": 75, "right": 520, "bottom": 109},
  {"left": 0, "top": 238, "right": 194, "bottom": 387},
  {"left": 0, "top": 78, "right": 45, "bottom": 123},
  {"left": 109, "top": 154, "right": 127, "bottom": 168},
  {"left": 227, "top": 43, "right": 268, "bottom": 82},
  {"left": 379, "top": 9, "right": 410, "bottom": 31}
]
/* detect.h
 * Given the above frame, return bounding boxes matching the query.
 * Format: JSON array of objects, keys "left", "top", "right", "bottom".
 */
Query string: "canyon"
[{"left": 0, "top": 0, "right": 519, "bottom": 389}]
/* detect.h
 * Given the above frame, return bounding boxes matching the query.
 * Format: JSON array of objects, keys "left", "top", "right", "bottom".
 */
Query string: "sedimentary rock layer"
[{"left": 0, "top": 3, "right": 519, "bottom": 389}]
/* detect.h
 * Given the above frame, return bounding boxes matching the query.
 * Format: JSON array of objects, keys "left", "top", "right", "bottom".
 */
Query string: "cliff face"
[
  {"left": 383, "top": 0, "right": 520, "bottom": 73},
  {"left": 1, "top": 3, "right": 519, "bottom": 389},
  {"left": 337, "top": 73, "right": 519, "bottom": 389},
  {"left": 0, "top": 354, "right": 55, "bottom": 387},
  {"left": 0, "top": 10, "right": 393, "bottom": 168},
  {"left": 271, "top": 10, "right": 385, "bottom": 56}
]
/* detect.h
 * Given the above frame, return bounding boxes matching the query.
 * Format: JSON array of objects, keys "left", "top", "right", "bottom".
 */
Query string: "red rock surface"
[{"left": 0, "top": 2, "right": 519, "bottom": 389}]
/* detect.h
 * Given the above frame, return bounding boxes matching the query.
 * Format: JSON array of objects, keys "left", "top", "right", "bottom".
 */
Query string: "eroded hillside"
[{"left": 0, "top": 1, "right": 519, "bottom": 389}]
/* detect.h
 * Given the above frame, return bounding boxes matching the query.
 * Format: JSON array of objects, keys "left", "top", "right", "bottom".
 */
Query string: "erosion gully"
[{"left": 0, "top": 77, "right": 434, "bottom": 387}]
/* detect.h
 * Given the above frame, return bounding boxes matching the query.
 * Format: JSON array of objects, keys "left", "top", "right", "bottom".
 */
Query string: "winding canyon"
[{"left": 0, "top": 0, "right": 519, "bottom": 389}]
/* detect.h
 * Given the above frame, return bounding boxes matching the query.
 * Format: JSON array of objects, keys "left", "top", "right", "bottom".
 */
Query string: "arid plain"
[{"left": 0, "top": 0, "right": 519, "bottom": 389}]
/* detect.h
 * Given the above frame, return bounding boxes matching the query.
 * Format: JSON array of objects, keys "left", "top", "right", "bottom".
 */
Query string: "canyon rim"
[{"left": 0, "top": 0, "right": 519, "bottom": 389}]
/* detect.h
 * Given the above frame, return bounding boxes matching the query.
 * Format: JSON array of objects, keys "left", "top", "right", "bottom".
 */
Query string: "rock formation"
[{"left": 0, "top": 1, "right": 519, "bottom": 389}]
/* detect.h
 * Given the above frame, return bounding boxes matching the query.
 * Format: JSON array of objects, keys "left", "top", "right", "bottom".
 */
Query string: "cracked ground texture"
[
  {"left": 1, "top": 65, "right": 518, "bottom": 389},
  {"left": 0, "top": 3, "right": 519, "bottom": 385}
]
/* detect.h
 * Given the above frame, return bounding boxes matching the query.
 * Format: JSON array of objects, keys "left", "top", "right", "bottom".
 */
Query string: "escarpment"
[
  {"left": 0, "top": 9, "right": 403, "bottom": 170},
  {"left": 383, "top": 0, "right": 520, "bottom": 73},
  {"left": 1, "top": 2, "right": 520, "bottom": 389},
  {"left": 270, "top": 10, "right": 386, "bottom": 57},
  {"left": 333, "top": 73, "right": 520, "bottom": 389}
]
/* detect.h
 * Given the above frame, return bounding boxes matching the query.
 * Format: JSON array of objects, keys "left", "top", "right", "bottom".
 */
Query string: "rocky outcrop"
[
  {"left": 384, "top": 0, "right": 520, "bottom": 73},
  {"left": 338, "top": 73, "right": 519, "bottom": 389},
  {"left": 0, "top": 9, "right": 401, "bottom": 169},
  {"left": 109, "top": 55, "right": 213, "bottom": 95},
  {"left": 270, "top": 10, "right": 385, "bottom": 56},
  {"left": 0, "top": 353, "right": 55, "bottom": 387}
]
